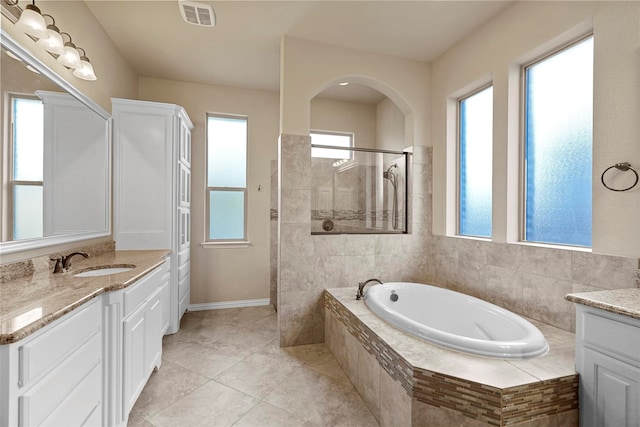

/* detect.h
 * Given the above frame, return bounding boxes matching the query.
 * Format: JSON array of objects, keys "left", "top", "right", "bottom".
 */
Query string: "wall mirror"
[{"left": 0, "top": 32, "right": 110, "bottom": 255}]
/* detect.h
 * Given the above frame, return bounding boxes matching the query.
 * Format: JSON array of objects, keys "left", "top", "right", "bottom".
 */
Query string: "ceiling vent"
[{"left": 178, "top": 1, "right": 216, "bottom": 27}]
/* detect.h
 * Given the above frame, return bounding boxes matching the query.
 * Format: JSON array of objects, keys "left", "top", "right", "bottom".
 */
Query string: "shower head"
[{"left": 383, "top": 164, "right": 398, "bottom": 179}]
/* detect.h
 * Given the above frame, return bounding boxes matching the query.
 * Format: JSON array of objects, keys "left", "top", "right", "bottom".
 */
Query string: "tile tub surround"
[
  {"left": 432, "top": 238, "right": 640, "bottom": 333},
  {"left": 279, "top": 131, "right": 639, "bottom": 346},
  {"left": 325, "top": 288, "right": 579, "bottom": 426},
  {"left": 0, "top": 249, "right": 170, "bottom": 344}
]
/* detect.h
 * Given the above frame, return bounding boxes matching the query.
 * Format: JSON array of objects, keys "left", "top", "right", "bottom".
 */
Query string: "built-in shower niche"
[{"left": 311, "top": 144, "right": 408, "bottom": 234}]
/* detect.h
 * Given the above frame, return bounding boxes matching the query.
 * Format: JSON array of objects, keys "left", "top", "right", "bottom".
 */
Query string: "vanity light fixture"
[
  {"left": 14, "top": 0, "right": 47, "bottom": 39},
  {"left": 36, "top": 14, "right": 65, "bottom": 55},
  {"left": 72, "top": 47, "right": 97, "bottom": 81},
  {"left": 57, "top": 32, "right": 81, "bottom": 69},
  {"left": 3, "top": 0, "right": 98, "bottom": 81}
]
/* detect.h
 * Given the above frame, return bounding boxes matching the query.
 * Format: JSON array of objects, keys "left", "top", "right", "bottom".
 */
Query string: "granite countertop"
[
  {"left": 0, "top": 250, "right": 170, "bottom": 344},
  {"left": 565, "top": 288, "right": 640, "bottom": 320}
]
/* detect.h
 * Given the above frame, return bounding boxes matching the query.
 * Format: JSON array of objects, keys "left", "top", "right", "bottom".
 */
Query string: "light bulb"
[
  {"left": 57, "top": 42, "right": 81, "bottom": 68},
  {"left": 37, "top": 25, "right": 65, "bottom": 55},
  {"left": 73, "top": 58, "right": 97, "bottom": 81},
  {"left": 15, "top": 4, "right": 48, "bottom": 39}
]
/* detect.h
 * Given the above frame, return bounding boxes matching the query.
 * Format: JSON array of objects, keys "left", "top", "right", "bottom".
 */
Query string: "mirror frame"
[{"left": 0, "top": 31, "right": 111, "bottom": 255}]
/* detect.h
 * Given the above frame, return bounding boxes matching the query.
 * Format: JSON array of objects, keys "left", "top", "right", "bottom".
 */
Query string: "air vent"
[{"left": 178, "top": 1, "right": 216, "bottom": 27}]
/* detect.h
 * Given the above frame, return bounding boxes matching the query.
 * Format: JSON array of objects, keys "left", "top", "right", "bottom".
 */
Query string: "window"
[
  {"left": 458, "top": 85, "right": 493, "bottom": 238},
  {"left": 206, "top": 114, "right": 247, "bottom": 241},
  {"left": 310, "top": 130, "right": 353, "bottom": 159},
  {"left": 523, "top": 36, "right": 593, "bottom": 247},
  {"left": 10, "top": 96, "right": 44, "bottom": 240}
]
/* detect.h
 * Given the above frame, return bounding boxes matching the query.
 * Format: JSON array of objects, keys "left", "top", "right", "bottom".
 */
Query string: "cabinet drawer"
[
  {"left": 179, "top": 273, "right": 190, "bottom": 300},
  {"left": 581, "top": 310, "right": 640, "bottom": 363},
  {"left": 18, "top": 300, "right": 101, "bottom": 388},
  {"left": 35, "top": 363, "right": 102, "bottom": 427},
  {"left": 178, "top": 246, "right": 190, "bottom": 269},
  {"left": 178, "top": 258, "right": 190, "bottom": 282},
  {"left": 123, "top": 263, "right": 166, "bottom": 316},
  {"left": 19, "top": 332, "right": 101, "bottom": 427}
]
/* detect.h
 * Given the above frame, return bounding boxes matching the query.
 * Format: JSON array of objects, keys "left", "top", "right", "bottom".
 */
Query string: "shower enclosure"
[{"left": 310, "top": 144, "right": 409, "bottom": 234}]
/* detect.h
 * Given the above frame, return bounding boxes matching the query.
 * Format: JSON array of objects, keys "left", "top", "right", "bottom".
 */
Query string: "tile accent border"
[
  {"left": 325, "top": 290, "right": 579, "bottom": 426},
  {"left": 325, "top": 291, "right": 414, "bottom": 395}
]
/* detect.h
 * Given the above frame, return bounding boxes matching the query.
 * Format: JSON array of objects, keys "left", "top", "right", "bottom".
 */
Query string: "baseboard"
[{"left": 188, "top": 298, "right": 272, "bottom": 311}]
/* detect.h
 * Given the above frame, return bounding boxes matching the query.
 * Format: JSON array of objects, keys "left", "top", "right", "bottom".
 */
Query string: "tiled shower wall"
[
  {"left": 277, "top": 134, "right": 640, "bottom": 346},
  {"left": 277, "top": 135, "right": 432, "bottom": 346}
]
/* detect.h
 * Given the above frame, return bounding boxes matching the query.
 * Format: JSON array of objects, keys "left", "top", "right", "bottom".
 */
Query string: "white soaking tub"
[{"left": 363, "top": 282, "right": 549, "bottom": 359}]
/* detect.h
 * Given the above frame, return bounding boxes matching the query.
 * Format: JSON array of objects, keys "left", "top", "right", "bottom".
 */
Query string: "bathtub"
[{"left": 363, "top": 282, "right": 549, "bottom": 359}]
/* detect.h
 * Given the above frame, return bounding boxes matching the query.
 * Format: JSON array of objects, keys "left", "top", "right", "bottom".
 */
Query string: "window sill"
[
  {"left": 201, "top": 241, "right": 252, "bottom": 249},
  {"left": 513, "top": 241, "right": 592, "bottom": 253},
  {"left": 445, "top": 234, "right": 592, "bottom": 252}
]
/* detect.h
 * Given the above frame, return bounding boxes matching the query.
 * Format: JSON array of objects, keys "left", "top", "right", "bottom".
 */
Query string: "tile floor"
[{"left": 128, "top": 305, "right": 379, "bottom": 427}]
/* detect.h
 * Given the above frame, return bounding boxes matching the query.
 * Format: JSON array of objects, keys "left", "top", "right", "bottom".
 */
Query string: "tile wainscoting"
[{"left": 278, "top": 133, "right": 639, "bottom": 347}]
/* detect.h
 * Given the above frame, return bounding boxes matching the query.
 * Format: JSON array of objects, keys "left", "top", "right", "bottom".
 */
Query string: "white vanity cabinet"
[
  {"left": 0, "top": 298, "right": 103, "bottom": 427},
  {"left": 112, "top": 98, "right": 193, "bottom": 335},
  {"left": 575, "top": 304, "right": 640, "bottom": 427},
  {"left": 103, "top": 258, "right": 170, "bottom": 427}
]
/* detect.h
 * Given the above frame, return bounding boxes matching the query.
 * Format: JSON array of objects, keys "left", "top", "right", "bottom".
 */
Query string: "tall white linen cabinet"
[{"left": 112, "top": 99, "right": 193, "bottom": 334}]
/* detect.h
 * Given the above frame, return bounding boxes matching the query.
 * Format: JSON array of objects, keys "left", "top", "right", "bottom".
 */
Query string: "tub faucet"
[
  {"left": 51, "top": 252, "right": 89, "bottom": 273},
  {"left": 356, "top": 278, "right": 383, "bottom": 300}
]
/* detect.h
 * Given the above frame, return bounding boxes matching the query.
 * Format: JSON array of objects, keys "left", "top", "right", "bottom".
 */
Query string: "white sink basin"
[{"left": 74, "top": 265, "right": 135, "bottom": 277}]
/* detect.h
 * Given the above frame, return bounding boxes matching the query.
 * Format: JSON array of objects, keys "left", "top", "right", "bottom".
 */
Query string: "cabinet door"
[
  {"left": 581, "top": 347, "right": 640, "bottom": 427},
  {"left": 179, "top": 121, "right": 191, "bottom": 166},
  {"left": 179, "top": 163, "right": 191, "bottom": 207},
  {"left": 123, "top": 304, "right": 147, "bottom": 415},
  {"left": 146, "top": 289, "right": 163, "bottom": 373},
  {"left": 160, "top": 274, "right": 171, "bottom": 335},
  {"left": 114, "top": 111, "right": 173, "bottom": 249},
  {"left": 179, "top": 208, "right": 191, "bottom": 250}
]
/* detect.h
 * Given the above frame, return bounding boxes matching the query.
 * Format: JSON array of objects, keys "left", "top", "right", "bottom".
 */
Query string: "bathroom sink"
[{"left": 74, "top": 265, "right": 135, "bottom": 277}]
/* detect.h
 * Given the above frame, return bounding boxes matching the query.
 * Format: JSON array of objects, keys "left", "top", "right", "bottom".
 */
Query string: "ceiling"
[{"left": 85, "top": 1, "right": 513, "bottom": 102}]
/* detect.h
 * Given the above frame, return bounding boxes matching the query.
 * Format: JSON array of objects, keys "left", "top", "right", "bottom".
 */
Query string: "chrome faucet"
[
  {"left": 356, "top": 278, "right": 383, "bottom": 300},
  {"left": 51, "top": 252, "right": 89, "bottom": 273}
]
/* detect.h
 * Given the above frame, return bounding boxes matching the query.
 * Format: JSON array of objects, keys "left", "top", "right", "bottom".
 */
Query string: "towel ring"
[{"left": 601, "top": 162, "right": 638, "bottom": 192}]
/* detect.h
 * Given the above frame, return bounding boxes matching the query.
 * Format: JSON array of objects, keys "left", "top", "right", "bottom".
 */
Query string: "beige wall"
[
  {"left": 310, "top": 97, "right": 377, "bottom": 149},
  {"left": 376, "top": 98, "right": 405, "bottom": 151},
  {"left": 431, "top": 1, "right": 640, "bottom": 258},
  {"left": 138, "top": 77, "right": 280, "bottom": 304},
  {"left": 280, "top": 37, "right": 430, "bottom": 148}
]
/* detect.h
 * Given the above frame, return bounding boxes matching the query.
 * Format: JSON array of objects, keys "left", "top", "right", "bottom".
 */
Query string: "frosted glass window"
[
  {"left": 11, "top": 96, "right": 44, "bottom": 240},
  {"left": 311, "top": 131, "right": 353, "bottom": 159},
  {"left": 206, "top": 114, "right": 247, "bottom": 241},
  {"left": 207, "top": 116, "right": 247, "bottom": 188},
  {"left": 209, "top": 190, "right": 245, "bottom": 240},
  {"left": 524, "top": 36, "right": 593, "bottom": 247},
  {"left": 459, "top": 86, "right": 493, "bottom": 238},
  {"left": 14, "top": 185, "right": 43, "bottom": 240},
  {"left": 13, "top": 98, "right": 43, "bottom": 181}
]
